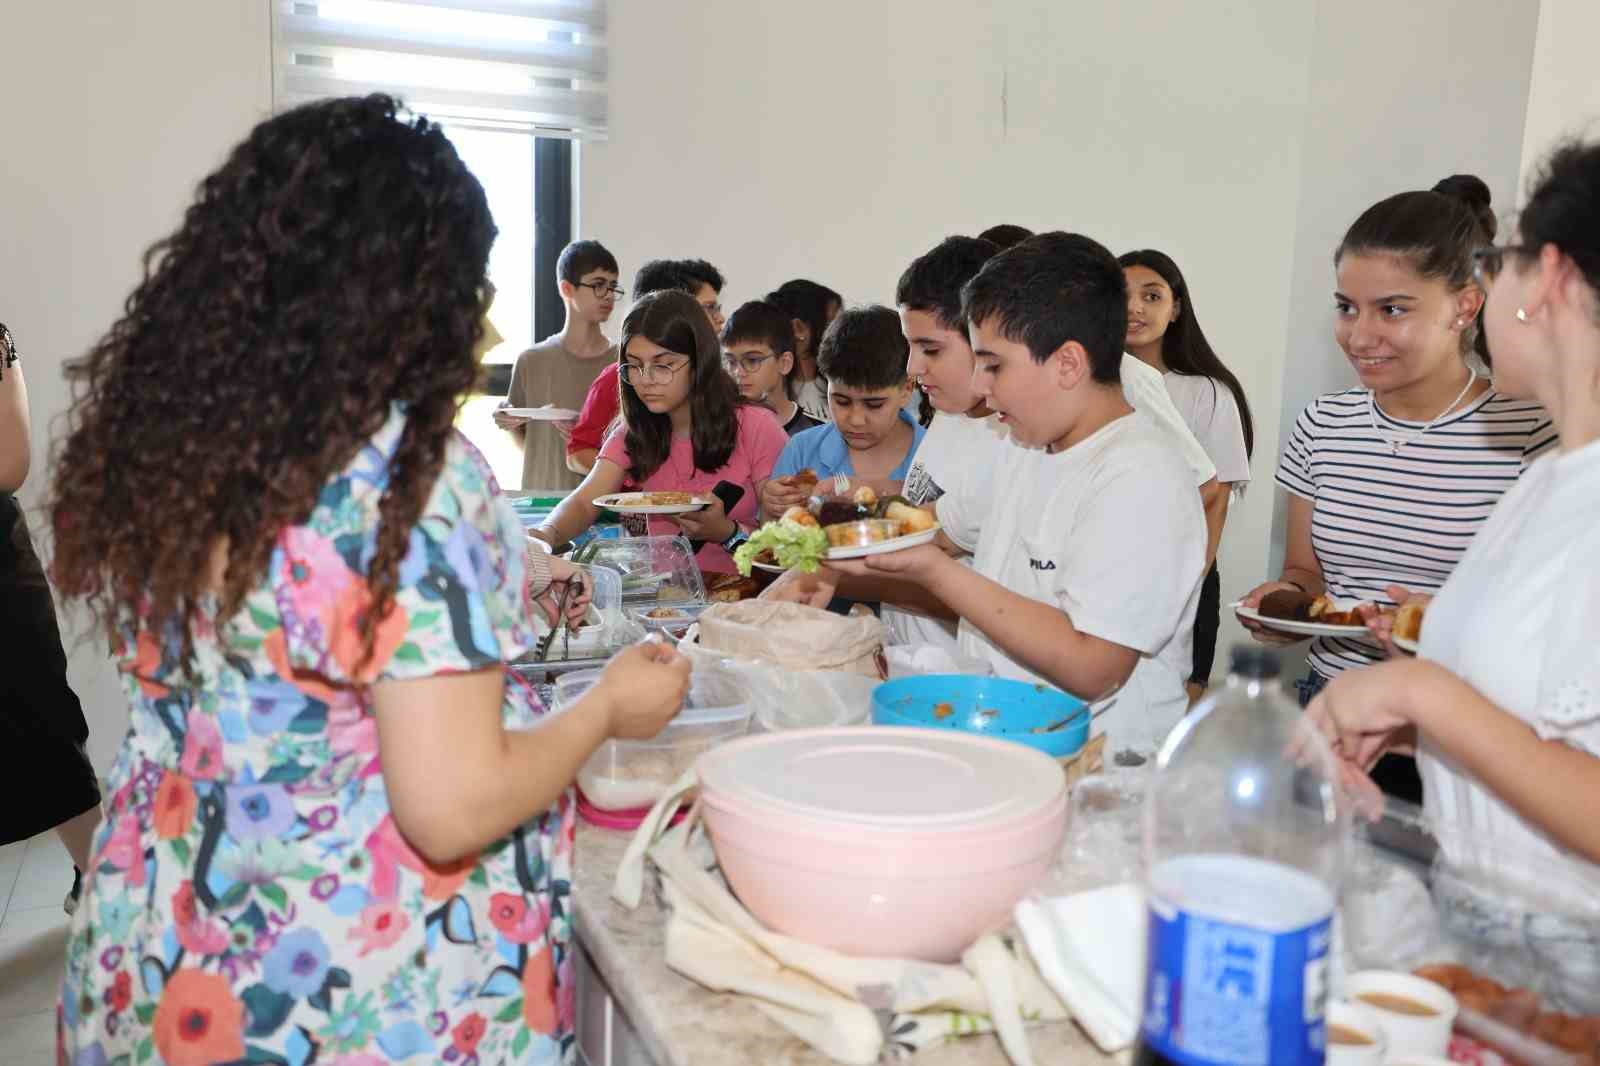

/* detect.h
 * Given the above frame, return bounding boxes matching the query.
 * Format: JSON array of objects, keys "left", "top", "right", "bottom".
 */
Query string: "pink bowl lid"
[{"left": 696, "top": 726, "right": 1065, "bottom": 832}]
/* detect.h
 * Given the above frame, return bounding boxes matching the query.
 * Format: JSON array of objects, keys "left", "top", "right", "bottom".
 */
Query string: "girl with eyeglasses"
[
  {"left": 533, "top": 291, "right": 788, "bottom": 571},
  {"left": 1239, "top": 174, "right": 1558, "bottom": 805},
  {"left": 1308, "top": 141, "right": 1600, "bottom": 1012}
]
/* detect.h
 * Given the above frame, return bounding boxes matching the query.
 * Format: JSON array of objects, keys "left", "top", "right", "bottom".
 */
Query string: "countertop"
[{"left": 571, "top": 822, "right": 1110, "bottom": 1066}]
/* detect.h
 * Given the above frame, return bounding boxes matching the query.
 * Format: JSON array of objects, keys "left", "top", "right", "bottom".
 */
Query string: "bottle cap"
[{"left": 1228, "top": 645, "right": 1282, "bottom": 680}]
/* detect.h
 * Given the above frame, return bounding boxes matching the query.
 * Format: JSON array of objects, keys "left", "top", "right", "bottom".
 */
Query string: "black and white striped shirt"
[{"left": 1275, "top": 387, "right": 1556, "bottom": 679}]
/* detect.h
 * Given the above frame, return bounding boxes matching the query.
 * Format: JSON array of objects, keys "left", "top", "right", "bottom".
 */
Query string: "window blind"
[{"left": 271, "top": 0, "right": 607, "bottom": 139}]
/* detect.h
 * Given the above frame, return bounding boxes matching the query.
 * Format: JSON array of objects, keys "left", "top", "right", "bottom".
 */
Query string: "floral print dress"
[{"left": 60, "top": 409, "right": 576, "bottom": 1066}]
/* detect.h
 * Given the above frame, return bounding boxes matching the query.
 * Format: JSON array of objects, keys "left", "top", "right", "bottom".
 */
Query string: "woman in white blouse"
[
  {"left": 1310, "top": 142, "right": 1600, "bottom": 1009},
  {"left": 1120, "top": 249, "right": 1253, "bottom": 701}
]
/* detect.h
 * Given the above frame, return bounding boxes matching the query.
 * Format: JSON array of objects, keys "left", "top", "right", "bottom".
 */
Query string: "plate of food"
[
  {"left": 502, "top": 406, "right": 579, "bottom": 420},
  {"left": 733, "top": 498, "right": 940, "bottom": 574},
  {"left": 592, "top": 491, "right": 714, "bottom": 515},
  {"left": 1234, "top": 589, "right": 1372, "bottom": 637},
  {"left": 748, "top": 552, "right": 786, "bottom": 574}
]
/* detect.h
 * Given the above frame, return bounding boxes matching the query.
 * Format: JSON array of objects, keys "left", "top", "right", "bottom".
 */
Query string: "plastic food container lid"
[
  {"left": 554, "top": 666, "right": 752, "bottom": 729},
  {"left": 697, "top": 726, "right": 1065, "bottom": 831}
]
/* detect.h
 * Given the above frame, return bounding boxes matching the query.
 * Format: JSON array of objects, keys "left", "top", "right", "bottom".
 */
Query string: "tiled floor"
[{"left": 0, "top": 831, "right": 72, "bottom": 1066}]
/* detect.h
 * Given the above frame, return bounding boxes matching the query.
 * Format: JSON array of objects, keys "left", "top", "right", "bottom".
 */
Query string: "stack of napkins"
[{"left": 1014, "top": 884, "right": 1146, "bottom": 1054}]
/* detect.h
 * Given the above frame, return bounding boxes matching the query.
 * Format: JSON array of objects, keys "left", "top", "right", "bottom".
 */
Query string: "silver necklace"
[{"left": 1368, "top": 369, "right": 1478, "bottom": 454}]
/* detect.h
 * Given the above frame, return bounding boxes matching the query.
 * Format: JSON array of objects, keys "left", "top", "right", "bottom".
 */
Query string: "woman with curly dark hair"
[
  {"left": 49, "top": 95, "right": 688, "bottom": 1065},
  {"left": 531, "top": 290, "right": 787, "bottom": 570}
]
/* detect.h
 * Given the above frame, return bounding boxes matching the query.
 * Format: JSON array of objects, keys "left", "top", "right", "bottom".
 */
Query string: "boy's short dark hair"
[
  {"left": 895, "top": 235, "right": 1000, "bottom": 331},
  {"left": 722, "top": 300, "right": 798, "bottom": 400},
  {"left": 678, "top": 258, "right": 725, "bottom": 293},
  {"left": 961, "top": 232, "right": 1125, "bottom": 384},
  {"left": 720, "top": 300, "right": 795, "bottom": 356},
  {"left": 632, "top": 259, "right": 698, "bottom": 298},
  {"left": 816, "top": 305, "right": 911, "bottom": 391},
  {"left": 557, "top": 240, "right": 619, "bottom": 285},
  {"left": 977, "top": 224, "right": 1034, "bottom": 250}
]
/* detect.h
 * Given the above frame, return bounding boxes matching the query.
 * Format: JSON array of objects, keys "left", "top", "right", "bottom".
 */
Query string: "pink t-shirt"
[{"left": 599, "top": 404, "right": 787, "bottom": 572}]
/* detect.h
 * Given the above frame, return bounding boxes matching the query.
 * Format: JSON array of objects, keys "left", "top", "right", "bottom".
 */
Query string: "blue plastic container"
[{"left": 870, "top": 674, "right": 1089, "bottom": 759}]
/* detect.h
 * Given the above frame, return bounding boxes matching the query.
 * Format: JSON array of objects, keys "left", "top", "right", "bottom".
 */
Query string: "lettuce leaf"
[{"left": 734, "top": 519, "right": 830, "bottom": 576}]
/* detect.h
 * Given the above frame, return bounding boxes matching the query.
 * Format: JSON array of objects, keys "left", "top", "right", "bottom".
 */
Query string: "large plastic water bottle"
[{"left": 1135, "top": 646, "right": 1347, "bottom": 1066}]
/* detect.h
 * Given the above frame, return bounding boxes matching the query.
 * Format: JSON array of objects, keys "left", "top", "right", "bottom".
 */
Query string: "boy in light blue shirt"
[{"left": 761, "top": 305, "right": 926, "bottom": 518}]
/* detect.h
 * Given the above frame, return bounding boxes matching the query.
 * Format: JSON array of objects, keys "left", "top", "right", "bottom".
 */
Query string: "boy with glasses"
[
  {"left": 496, "top": 239, "right": 622, "bottom": 490},
  {"left": 680, "top": 258, "right": 728, "bottom": 333},
  {"left": 720, "top": 300, "right": 822, "bottom": 438}
]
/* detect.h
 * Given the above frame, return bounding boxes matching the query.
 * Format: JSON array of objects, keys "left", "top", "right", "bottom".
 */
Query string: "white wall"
[
  {"left": 0, "top": 2, "right": 271, "bottom": 773},
  {"left": 1269, "top": 0, "right": 1539, "bottom": 566},
  {"left": 1519, "top": 0, "right": 1600, "bottom": 182},
  {"left": 584, "top": 0, "right": 1321, "bottom": 654}
]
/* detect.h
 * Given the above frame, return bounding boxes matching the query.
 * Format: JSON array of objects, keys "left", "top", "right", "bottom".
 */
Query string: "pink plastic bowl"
[{"left": 698, "top": 728, "right": 1070, "bottom": 962}]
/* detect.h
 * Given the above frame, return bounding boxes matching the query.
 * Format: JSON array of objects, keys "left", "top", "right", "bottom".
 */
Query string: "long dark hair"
[
  {"left": 767, "top": 278, "right": 841, "bottom": 359},
  {"left": 1118, "top": 249, "right": 1255, "bottom": 457},
  {"left": 49, "top": 94, "right": 494, "bottom": 665},
  {"left": 1336, "top": 175, "right": 1497, "bottom": 361},
  {"left": 618, "top": 291, "right": 741, "bottom": 481}
]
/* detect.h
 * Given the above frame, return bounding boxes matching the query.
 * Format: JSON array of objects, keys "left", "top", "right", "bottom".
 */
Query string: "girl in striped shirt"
[{"left": 1241, "top": 174, "right": 1556, "bottom": 800}]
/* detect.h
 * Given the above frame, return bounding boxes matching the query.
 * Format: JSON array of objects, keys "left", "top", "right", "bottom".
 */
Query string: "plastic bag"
[
  {"left": 693, "top": 600, "right": 886, "bottom": 678},
  {"left": 673, "top": 642, "right": 875, "bottom": 732}
]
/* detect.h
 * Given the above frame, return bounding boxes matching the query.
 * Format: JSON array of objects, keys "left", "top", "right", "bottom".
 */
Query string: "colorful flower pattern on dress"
[{"left": 59, "top": 412, "right": 575, "bottom": 1064}]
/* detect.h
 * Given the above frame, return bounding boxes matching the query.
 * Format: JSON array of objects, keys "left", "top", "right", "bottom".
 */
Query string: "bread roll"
[{"left": 1393, "top": 600, "right": 1425, "bottom": 643}]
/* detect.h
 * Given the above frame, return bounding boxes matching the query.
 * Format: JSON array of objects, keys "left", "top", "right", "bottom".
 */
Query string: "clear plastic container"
[
  {"left": 524, "top": 562, "right": 625, "bottom": 663},
  {"left": 1343, "top": 797, "right": 1600, "bottom": 1062},
  {"left": 625, "top": 602, "right": 711, "bottom": 639},
  {"left": 555, "top": 665, "right": 754, "bottom": 812},
  {"left": 583, "top": 534, "right": 707, "bottom": 607}
]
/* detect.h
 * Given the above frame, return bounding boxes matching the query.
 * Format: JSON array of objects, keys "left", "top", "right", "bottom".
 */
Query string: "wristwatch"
[{"left": 720, "top": 524, "right": 749, "bottom": 552}]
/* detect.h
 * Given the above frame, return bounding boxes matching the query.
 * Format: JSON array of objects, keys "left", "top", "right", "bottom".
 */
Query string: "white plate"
[
  {"left": 747, "top": 558, "right": 787, "bottom": 573},
  {"left": 1234, "top": 605, "right": 1368, "bottom": 638},
  {"left": 825, "top": 525, "right": 941, "bottom": 560},
  {"left": 1393, "top": 635, "right": 1421, "bottom": 655},
  {"left": 593, "top": 492, "right": 713, "bottom": 515},
  {"left": 502, "top": 406, "right": 579, "bottom": 420}
]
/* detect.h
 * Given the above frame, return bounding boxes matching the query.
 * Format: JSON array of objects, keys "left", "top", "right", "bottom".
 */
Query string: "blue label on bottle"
[{"left": 1140, "top": 900, "right": 1330, "bottom": 1066}]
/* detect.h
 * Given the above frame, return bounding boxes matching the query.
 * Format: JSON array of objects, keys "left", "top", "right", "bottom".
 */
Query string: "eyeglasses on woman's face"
[
  {"left": 619, "top": 357, "right": 690, "bottom": 386},
  {"left": 1472, "top": 244, "right": 1532, "bottom": 287}
]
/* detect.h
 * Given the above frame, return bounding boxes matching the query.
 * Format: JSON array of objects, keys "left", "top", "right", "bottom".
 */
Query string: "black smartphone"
[
  {"left": 710, "top": 480, "right": 746, "bottom": 515},
  {"left": 684, "top": 481, "right": 747, "bottom": 551}
]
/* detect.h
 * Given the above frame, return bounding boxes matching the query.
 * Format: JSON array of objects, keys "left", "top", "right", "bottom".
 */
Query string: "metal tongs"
[{"left": 535, "top": 541, "right": 598, "bottom": 661}]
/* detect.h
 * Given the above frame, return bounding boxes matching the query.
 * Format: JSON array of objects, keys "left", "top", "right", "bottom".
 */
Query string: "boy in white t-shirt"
[
  {"left": 771, "top": 233, "right": 1207, "bottom": 756},
  {"left": 883, "top": 235, "right": 1217, "bottom": 658}
]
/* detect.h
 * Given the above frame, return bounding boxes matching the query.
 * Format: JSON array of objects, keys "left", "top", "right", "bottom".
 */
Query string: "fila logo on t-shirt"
[
  {"left": 1029, "top": 558, "right": 1057, "bottom": 571},
  {"left": 902, "top": 462, "right": 945, "bottom": 506}
]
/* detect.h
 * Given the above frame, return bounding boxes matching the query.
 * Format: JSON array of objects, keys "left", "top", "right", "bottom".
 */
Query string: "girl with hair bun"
[
  {"left": 1309, "top": 141, "right": 1600, "bottom": 1010},
  {"left": 1240, "top": 173, "right": 1558, "bottom": 803}
]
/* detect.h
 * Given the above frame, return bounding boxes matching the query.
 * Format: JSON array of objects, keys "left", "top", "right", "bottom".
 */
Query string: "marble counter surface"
[{"left": 572, "top": 823, "right": 1110, "bottom": 1066}]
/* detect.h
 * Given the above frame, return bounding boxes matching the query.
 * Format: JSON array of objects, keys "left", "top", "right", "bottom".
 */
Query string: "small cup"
[
  {"left": 1325, "top": 1001, "right": 1386, "bottom": 1066},
  {"left": 1343, "top": 970, "right": 1458, "bottom": 1059}
]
